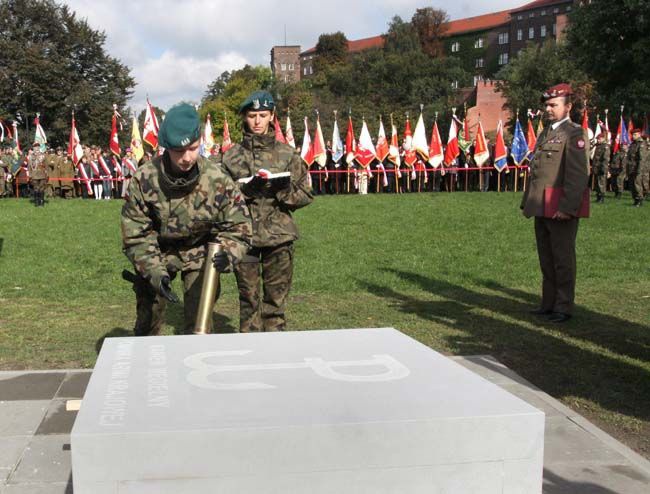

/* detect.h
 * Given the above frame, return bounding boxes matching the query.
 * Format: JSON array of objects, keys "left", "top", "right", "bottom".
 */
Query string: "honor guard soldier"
[
  {"left": 121, "top": 103, "right": 252, "bottom": 336},
  {"left": 592, "top": 132, "right": 610, "bottom": 202},
  {"left": 28, "top": 142, "right": 49, "bottom": 206},
  {"left": 521, "top": 84, "right": 589, "bottom": 323},
  {"left": 627, "top": 128, "right": 646, "bottom": 207},
  {"left": 221, "top": 90, "right": 313, "bottom": 332}
]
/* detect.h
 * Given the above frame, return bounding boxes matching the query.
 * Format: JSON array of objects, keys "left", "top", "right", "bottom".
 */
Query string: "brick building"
[{"left": 270, "top": 45, "right": 301, "bottom": 84}]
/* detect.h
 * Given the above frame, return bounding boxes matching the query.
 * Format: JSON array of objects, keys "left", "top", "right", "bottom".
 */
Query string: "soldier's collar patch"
[{"left": 577, "top": 139, "right": 585, "bottom": 149}]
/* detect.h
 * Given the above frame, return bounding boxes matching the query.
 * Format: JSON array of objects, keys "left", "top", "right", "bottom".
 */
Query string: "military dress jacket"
[
  {"left": 28, "top": 152, "right": 48, "bottom": 181},
  {"left": 121, "top": 155, "right": 252, "bottom": 289},
  {"left": 220, "top": 129, "right": 313, "bottom": 248},
  {"left": 521, "top": 120, "right": 589, "bottom": 218}
]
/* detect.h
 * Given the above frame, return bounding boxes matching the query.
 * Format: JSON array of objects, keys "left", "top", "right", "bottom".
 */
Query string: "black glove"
[
  {"left": 212, "top": 250, "right": 232, "bottom": 273},
  {"left": 159, "top": 275, "right": 180, "bottom": 304}
]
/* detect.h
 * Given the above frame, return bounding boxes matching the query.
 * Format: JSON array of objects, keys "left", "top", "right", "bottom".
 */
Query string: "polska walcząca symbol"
[{"left": 183, "top": 350, "right": 410, "bottom": 390}]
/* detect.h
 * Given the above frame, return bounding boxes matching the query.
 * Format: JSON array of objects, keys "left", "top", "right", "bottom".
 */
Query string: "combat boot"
[{"left": 615, "top": 192, "right": 622, "bottom": 199}]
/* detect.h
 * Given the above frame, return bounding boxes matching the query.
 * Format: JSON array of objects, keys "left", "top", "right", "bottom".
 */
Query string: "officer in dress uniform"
[{"left": 521, "top": 84, "right": 589, "bottom": 323}]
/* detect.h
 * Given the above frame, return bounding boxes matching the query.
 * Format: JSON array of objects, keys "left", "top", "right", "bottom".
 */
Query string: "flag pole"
[
  {"left": 347, "top": 108, "right": 351, "bottom": 194},
  {"left": 514, "top": 109, "right": 519, "bottom": 193},
  {"left": 333, "top": 110, "right": 339, "bottom": 195}
]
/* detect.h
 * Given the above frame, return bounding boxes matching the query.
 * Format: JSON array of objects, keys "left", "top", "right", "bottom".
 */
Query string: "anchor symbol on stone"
[{"left": 183, "top": 351, "right": 410, "bottom": 390}]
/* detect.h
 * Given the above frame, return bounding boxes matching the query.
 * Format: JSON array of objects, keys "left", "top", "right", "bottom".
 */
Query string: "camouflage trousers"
[
  {"left": 234, "top": 242, "right": 294, "bottom": 332},
  {"left": 595, "top": 173, "right": 607, "bottom": 197},
  {"left": 630, "top": 173, "right": 644, "bottom": 201},
  {"left": 133, "top": 265, "right": 218, "bottom": 336},
  {"left": 30, "top": 178, "right": 47, "bottom": 194},
  {"left": 610, "top": 170, "right": 625, "bottom": 195}
]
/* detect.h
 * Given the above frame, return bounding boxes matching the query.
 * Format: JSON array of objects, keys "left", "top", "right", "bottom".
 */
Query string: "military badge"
[
  {"left": 253, "top": 99, "right": 260, "bottom": 110},
  {"left": 577, "top": 139, "right": 585, "bottom": 149}
]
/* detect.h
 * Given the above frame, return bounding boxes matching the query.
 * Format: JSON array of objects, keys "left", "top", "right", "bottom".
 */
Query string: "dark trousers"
[
  {"left": 234, "top": 243, "right": 294, "bottom": 332},
  {"left": 534, "top": 217, "right": 579, "bottom": 315}
]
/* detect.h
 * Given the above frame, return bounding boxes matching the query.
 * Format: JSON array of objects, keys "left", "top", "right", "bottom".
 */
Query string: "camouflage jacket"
[
  {"left": 221, "top": 129, "right": 313, "bottom": 248},
  {"left": 592, "top": 142, "right": 610, "bottom": 175},
  {"left": 626, "top": 140, "right": 643, "bottom": 175},
  {"left": 121, "top": 155, "right": 252, "bottom": 290},
  {"left": 610, "top": 150, "right": 626, "bottom": 171}
]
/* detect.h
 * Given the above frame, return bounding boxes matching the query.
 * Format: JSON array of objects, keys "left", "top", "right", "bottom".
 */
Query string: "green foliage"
[
  {"left": 411, "top": 7, "right": 448, "bottom": 57},
  {"left": 0, "top": 0, "right": 135, "bottom": 147},
  {"left": 566, "top": 0, "right": 650, "bottom": 121},
  {"left": 383, "top": 15, "right": 420, "bottom": 54},
  {"left": 495, "top": 41, "right": 593, "bottom": 126},
  {"left": 200, "top": 65, "right": 273, "bottom": 143},
  {"left": 314, "top": 32, "right": 348, "bottom": 72}
]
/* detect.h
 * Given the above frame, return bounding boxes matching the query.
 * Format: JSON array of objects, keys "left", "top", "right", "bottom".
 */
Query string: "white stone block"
[{"left": 71, "top": 328, "right": 544, "bottom": 493}]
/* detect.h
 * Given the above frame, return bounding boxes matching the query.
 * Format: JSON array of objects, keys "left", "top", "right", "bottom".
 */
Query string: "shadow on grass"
[
  {"left": 95, "top": 328, "right": 131, "bottom": 354},
  {"left": 360, "top": 269, "right": 650, "bottom": 422}
]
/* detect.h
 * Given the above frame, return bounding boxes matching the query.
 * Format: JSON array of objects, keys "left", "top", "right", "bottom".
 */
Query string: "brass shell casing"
[{"left": 193, "top": 242, "right": 222, "bottom": 334}]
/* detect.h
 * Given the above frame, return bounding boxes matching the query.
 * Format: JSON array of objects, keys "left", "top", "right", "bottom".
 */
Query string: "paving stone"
[
  {"left": 0, "top": 402, "right": 48, "bottom": 436},
  {"left": 452, "top": 355, "right": 536, "bottom": 386},
  {"left": 499, "top": 383, "right": 565, "bottom": 418},
  {"left": 0, "top": 374, "right": 65, "bottom": 401},
  {"left": 8, "top": 435, "right": 71, "bottom": 484},
  {"left": 0, "top": 436, "right": 31, "bottom": 470},
  {"left": 543, "top": 462, "right": 650, "bottom": 494},
  {"left": 55, "top": 373, "right": 91, "bottom": 400},
  {"left": 34, "top": 400, "right": 77, "bottom": 436},
  {"left": 1, "top": 480, "right": 72, "bottom": 494}
]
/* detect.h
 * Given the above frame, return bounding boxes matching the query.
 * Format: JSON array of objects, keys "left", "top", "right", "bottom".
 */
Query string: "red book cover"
[{"left": 544, "top": 187, "right": 590, "bottom": 218}]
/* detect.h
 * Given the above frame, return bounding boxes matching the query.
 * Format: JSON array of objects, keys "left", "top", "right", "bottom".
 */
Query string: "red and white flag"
[
  {"left": 201, "top": 114, "right": 215, "bottom": 156},
  {"left": 473, "top": 121, "right": 489, "bottom": 167},
  {"left": 33, "top": 113, "right": 47, "bottom": 151},
  {"left": 285, "top": 114, "right": 296, "bottom": 148},
  {"left": 388, "top": 118, "right": 401, "bottom": 170},
  {"left": 376, "top": 118, "right": 389, "bottom": 162},
  {"left": 428, "top": 119, "right": 444, "bottom": 168},
  {"left": 403, "top": 118, "right": 417, "bottom": 167},
  {"left": 313, "top": 115, "right": 327, "bottom": 167},
  {"left": 13, "top": 121, "right": 21, "bottom": 154},
  {"left": 526, "top": 119, "right": 537, "bottom": 158},
  {"left": 300, "top": 117, "right": 314, "bottom": 166},
  {"left": 443, "top": 117, "right": 459, "bottom": 165},
  {"left": 355, "top": 119, "right": 377, "bottom": 168},
  {"left": 413, "top": 111, "right": 429, "bottom": 161},
  {"left": 221, "top": 115, "right": 233, "bottom": 153},
  {"left": 142, "top": 99, "right": 159, "bottom": 149},
  {"left": 110, "top": 112, "right": 121, "bottom": 157},
  {"left": 345, "top": 116, "right": 356, "bottom": 165},
  {"left": 273, "top": 114, "right": 286, "bottom": 144},
  {"left": 67, "top": 113, "right": 83, "bottom": 166}
]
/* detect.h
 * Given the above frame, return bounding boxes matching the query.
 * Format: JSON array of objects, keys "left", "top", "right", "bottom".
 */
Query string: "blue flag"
[{"left": 511, "top": 119, "right": 529, "bottom": 166}]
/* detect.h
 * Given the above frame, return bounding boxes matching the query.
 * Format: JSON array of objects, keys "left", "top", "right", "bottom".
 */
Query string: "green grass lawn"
[{"left": 0, "top": 192, "right": 648, "bottom": 458}]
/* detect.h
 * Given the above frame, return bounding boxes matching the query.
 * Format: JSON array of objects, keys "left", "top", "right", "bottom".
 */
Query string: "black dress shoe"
[
  {"left": 529, "top": 308, "right": 553, "bottom": 316},
  {"left": 547, "top": 312, "right": 572, "bottom": 323}
]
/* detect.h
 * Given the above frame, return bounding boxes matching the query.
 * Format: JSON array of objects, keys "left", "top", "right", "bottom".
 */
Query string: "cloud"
[{"left": 64, "top": 0, "right": 527, "bottom": 110}]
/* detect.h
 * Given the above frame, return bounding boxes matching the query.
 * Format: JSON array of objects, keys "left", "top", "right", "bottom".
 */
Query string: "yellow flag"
[{"left": 130, "top": 116, "right": 145, "bottom": 162}]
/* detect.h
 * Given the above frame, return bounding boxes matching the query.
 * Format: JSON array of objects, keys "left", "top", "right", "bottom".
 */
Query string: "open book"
[
  {"left": 237, "top": 169, "right": 290, "bottom": 184},
  {"left": 237, "top": 169, "right": 291, "bottom": 193}
]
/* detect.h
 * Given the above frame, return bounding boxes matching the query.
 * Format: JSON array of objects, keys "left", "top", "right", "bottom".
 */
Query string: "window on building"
[
  {"left": 475, "top": 58, "right": 484, "bottom": 68},
  {"left": 451, "top": 80, "right": 459, "bottom": 89},
  {"left": 529, "top": 12, "right": 535, "bottom": 18},
  {"left": 552, "top": 23, "right": 557, "bottom": 35},
  {"left": 309, "top": 66, "right": 313, "bottom": 75},
  {"left": 498, "top": 52, "right": 509, "bottom": 65},
  {"left": 517, "top": 14, "right": 523, "bottom": 20},
  {"left": 303, "top": 67, "right": 307, "bottom": 76},
  {"left": 553, "top": 7, "right": 559, "bottom": 13},
  {"left": 451, "top": 41, "right": 460, "bottom": 52},
  {"left": 473, "top": 75, "right": 483, "bottom": 86},
  {"left": 517, "top": 29, "right": 523, "bottom": 41},
  {"left": 540, "top": 25, "right": 547, "bottom": 37},
  {"left": 288, "top": 64, "right": 294, "bottom": 70},
  {"left": 541, "top": 9, "right": 546, "bottom": 16},
  {"left": 529, "top": 27, "right": 535, "bottom": 39},
  {"left": 474, "top": 37, "right": 483, "bottom": 48},
  {"left": 281, "top": 63, "right": 287, "bottom": 71},
  {"left": 566, "top": 5, "right": 572, "bottom": 11},
  {"left": 498, "top": 32, "right": 509, "bottom": 44}
]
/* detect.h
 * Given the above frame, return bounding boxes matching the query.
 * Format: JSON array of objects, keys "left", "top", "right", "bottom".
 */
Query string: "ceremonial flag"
[
  {"left": 627, "top": 118, "right": 634, "bottom": 138},
  {"left": 526, "top": 119, "right": 537, "bottom": 158},
  {"left": 33, "top": 113, "right": 47, "bottom": 151},
  {"left": 536, "top": 118, "right": 544, "bottom": 137},
  {"left": 130, "top": 116, "right": 144, "bottom": 163},
  {"left": 0, "top": 120, "right": 4, "bottom": 143},
  {"left": 221, "top": 114, "right": 233, "bottom": 153},
  {"left": 403, "top": 117, "right": 417, "bottom": 167},
  {"left": 412, "top": 111, "right": 429, "bottom": 160},
  {"left": 67, "top": 113, "right": 83, "bottom": 166},
  {"left": 300, "top": 117, "right": 314, "bottom": 166},
  {"left": 473, "top": 120, "right": 489, "bottom": 167},
  {"left": 388, "top": 117, "right": 401, "bottom": 168},
  {"left": 443, "top": 117, "right": 459, "bottom": 166},
  {"left": 201, "top": 114, "right": 215, "bottom": 157},
  {"left": 428, "top": 119, "right": 444, "bottom": 168},
  {"left": 493, "top": 120, "right": 508, "bottom": 172},
  {"left": 613, "top": 114, "right": 630, "bottom": 153},
  {"left": 110, "top": 112, "right": 121, "bottom": 157},
  {"left": 98, "top": 155, "right": 112, "bottom": 176},
  {"left": 331, "top": 117, "right": 344, "bottom": 164},
  {"left": 13, "top": 121, "right": 21, "bottom": 155},
  {"left": 457, "top": 117, "right": 471, "bottom": 156},
  {"left": 604, "top": 112, "right": 611, "bottom": 142},
  {"left": 643, "top": 114, "right": 649, "bottom": 138},
  {"left": 285, "top": 114, "right": 296, "bottom": 148},
  {"left": 376, "top": 118, "right": 389, "bottom": 162},
  {"left": 593, "top": 119, "right": 602, "bottom": 141},
  {"left": 142, "top": 99, "right": 159, "bottom": 149},
  {"left": 511, "top": 118, "right": 529, "bottom": 166},
  {"left": 345, "top": 116, "right": 356, "bottom": 165},
  {"left": 581, "top": 108, "right": 589, "bottom": 130},
  {"left": 355, "top": 119, "right": 377, "bottom": 168},
  {"left": 273, "top": 114, "right": 286, "bottom": 143},
  {"left": 312, "top": 115, "right": 327, "bottom": 167}
]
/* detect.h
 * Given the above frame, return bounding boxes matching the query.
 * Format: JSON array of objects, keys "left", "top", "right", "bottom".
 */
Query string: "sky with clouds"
[{"left": 64, "top": 0, "right": 526, "bottom": 112}]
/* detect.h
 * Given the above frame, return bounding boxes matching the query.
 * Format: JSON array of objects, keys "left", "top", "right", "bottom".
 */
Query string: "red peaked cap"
[{"left": 541, "top": 83, "right": 573, "bottom": 102}]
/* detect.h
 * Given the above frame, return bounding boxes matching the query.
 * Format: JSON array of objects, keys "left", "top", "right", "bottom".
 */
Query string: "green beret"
[
  {"left": 158, "top": 103, "right": 200, "bottom": 149},
  {"left": 239, "top": 90, "right": 275, "bottom": 114}
]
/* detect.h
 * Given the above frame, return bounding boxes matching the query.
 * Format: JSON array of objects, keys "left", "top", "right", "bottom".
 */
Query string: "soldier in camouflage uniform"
[
  {"left": 627, "top": 128, "right": 646, "bottom": 207},
  {"left": 28, "top": 143, "right": 48, "bottom": 206},
  {"left": 609, "top": 143, "right": 627, "bottom": 198},
  {"left": 221, "top": 90, "right": 313, "bottom": 332},
  {"left": 121, "top": 103, "right": 252, "bottom": 336},
  {"left": 592, "top": 132, "right": 610, "bottom": 203},
  {"left": 641, "top": 135, "right": 650, "bottom": 200}
]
